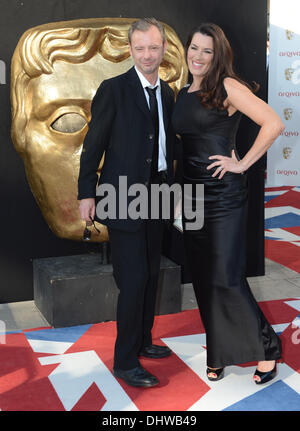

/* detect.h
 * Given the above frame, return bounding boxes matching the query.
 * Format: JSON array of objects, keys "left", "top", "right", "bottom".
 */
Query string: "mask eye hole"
[{"left": 51, "top": 113, "right": 87, "bottom": 133}]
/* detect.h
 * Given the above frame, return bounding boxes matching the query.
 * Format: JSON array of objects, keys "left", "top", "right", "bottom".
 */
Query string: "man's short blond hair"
[{"left": 128, "top": 18, "right": 166, "bottom": 44}]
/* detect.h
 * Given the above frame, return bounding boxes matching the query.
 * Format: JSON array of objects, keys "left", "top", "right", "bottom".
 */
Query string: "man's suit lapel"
[
  {"left": 160, "top": 80, "right": 171, "bottom": 133},
  {"left": 126, "top": 67, "right": 171, "bottom": 130},
  {"left": 126, "top": 67, "right": 152, "bottom": 122},
  {"left": 126, "top": 67, "right": 173, "bottom": 165}
]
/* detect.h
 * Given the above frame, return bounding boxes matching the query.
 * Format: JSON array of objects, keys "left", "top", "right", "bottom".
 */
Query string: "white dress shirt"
[{"left": 134, "top": 66, "right": 167, "bottom": 172}]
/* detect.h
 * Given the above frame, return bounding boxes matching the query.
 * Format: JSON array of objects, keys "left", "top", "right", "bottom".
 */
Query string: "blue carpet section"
[
  {"left": 264, "top": 195, "right": 280, "bottom": 202},
  {"left": 224, "top": 380, "right": 300, "bottom": 411},
  {"left": 24, "top": 324, "right": 92, "bottom": 343},
  {"left": 0, "top": 330, "right": 23, "bottom": 335},
  {"left": 265, "top": 213, "right": 300, "bottom": 229}
]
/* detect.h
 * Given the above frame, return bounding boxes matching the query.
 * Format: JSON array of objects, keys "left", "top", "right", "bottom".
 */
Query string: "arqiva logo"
[
  {"left": 279, "top": 51, "right": 300, "bottom": 57},
  {"left": 280, "top": 131, "right": 299, "bottom": 137},
  {"left": 278, "top": 91, "right": 300, "bottom": 97},
  {"left": 277, "top": 169, "right": 298, "bottom": 176}
]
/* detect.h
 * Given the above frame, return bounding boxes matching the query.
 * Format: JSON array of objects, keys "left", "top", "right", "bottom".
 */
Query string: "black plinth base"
[{"left": 33, "top": 253, "right": 181, "bottom": 328}]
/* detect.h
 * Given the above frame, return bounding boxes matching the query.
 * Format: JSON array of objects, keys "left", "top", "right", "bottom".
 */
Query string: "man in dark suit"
[{"left": 78, "top": 18, "right": 177, "bottom": 388}]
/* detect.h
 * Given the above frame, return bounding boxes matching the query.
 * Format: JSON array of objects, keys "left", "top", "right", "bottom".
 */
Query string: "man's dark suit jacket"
[{"left": 78, "top": 66, "right": 178, "bottom": 232}]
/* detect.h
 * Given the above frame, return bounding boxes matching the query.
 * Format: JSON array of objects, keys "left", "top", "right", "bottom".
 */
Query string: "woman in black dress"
[{"left": 172, "top": 23, "right": 284, "bottom": 384}]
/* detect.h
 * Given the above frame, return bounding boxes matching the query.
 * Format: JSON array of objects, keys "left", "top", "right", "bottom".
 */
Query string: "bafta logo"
[
  {"left": 282, "top": 147, "right": 292, "bottom": 159},
  {"left": 283, "top": 108, "right": 293, "bottom": 120},
  {"left": 286, "top": 29, "right": 295, "bottom": 40},
  {"left": 285, "top": 68, "right": 294, "bottom": 81}
]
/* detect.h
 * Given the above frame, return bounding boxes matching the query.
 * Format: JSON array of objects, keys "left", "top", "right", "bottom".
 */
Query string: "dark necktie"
[{"left": 145, "top": 86, "right": 159, "bottom": 176}]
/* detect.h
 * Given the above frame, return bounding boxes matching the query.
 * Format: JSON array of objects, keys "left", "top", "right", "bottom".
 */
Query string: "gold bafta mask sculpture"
[{"left": 11, "top": 18, "right": 188, "bottom": 242}]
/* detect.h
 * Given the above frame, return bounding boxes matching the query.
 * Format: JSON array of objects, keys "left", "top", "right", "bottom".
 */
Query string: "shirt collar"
[{"left": 134, "top": 66, "right": 161, "bottom": 90}]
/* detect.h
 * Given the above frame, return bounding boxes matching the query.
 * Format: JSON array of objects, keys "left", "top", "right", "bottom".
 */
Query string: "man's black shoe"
[
  {"left": 139, "top": 344, "right": 172, "bottom": 359},
  {"left": 113, "top": 365, "right": 159, "bottom": 388}
]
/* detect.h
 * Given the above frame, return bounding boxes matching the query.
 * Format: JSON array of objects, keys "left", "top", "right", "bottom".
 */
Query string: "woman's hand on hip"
[{"left": 207, "top": 150, "right": 245, "bottom": 179}]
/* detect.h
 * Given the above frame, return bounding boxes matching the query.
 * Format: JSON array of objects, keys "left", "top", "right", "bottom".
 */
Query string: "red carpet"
[
  {"left": 265, "top": 186, "right": 300, "bottom": 273},
  {"left": 0, "top": 186, "right": 299, "bottom": 411},
  {"left": 0, "top": 298, "right": 300, "bottom": 411}
]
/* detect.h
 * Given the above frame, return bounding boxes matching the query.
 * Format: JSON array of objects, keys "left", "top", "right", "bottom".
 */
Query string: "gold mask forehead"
[{"left": 10, "top": 18, "right": 188, "bottom": 242}]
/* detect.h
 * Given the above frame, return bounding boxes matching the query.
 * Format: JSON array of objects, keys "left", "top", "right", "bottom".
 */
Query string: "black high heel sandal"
[
  {"left": 253, "top": 363, "right": 277, "bottom": 385},
  {"left": 206, "top": 367, "right": 225, "bottom": 381}
]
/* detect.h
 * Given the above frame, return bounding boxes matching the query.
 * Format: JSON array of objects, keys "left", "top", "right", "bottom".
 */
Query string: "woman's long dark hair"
[{"left": 186, "top": 23, "right": 258, "bottom": 109}]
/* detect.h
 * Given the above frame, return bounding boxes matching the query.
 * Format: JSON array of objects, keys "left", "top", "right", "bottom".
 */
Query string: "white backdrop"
[{"left": 267, "top": 0, "right": 300, "bottom": 186}]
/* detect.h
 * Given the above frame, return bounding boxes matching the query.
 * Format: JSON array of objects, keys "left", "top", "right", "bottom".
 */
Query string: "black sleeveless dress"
[{"left": 172, "top": 85, "right": 282, "bottom": 368}]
